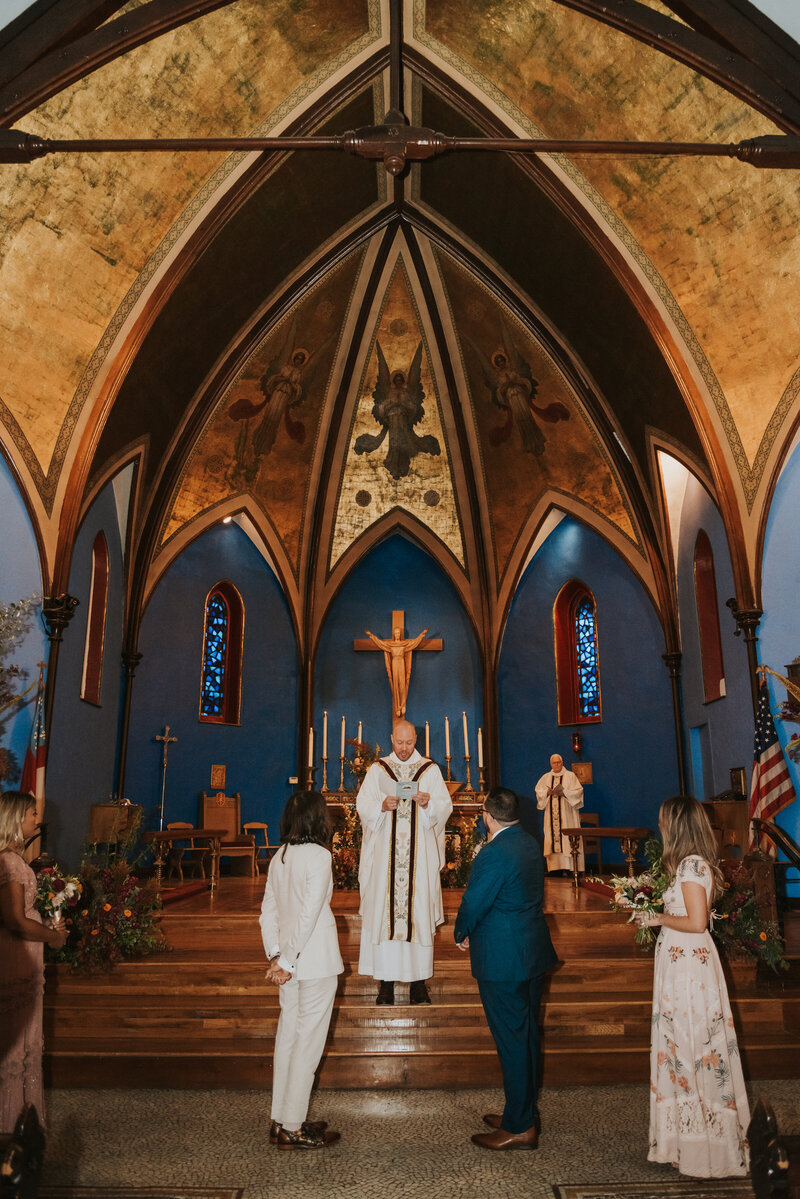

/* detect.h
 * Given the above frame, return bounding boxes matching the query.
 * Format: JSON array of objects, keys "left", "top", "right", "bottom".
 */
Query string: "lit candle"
[
  {"left": 425, "top": 721, "right": 430, "bottom": 757},
  {"left": 322, "top": 710, "right": 328, "bottom": 759},
  {"left": 340, "top": 715, "right": 346, "bottom": 757},
  {"left": 358, "top": 721, "right": 363, "bottom": 743},
  {"left": 445, "top": 716, "right": 450, "bottom": 757},
  {"left": 308, "top": 726, "right": 314, "bottom": 768},
  {"left": 477, "top": 727, "right": 484, "bottom": 769},
  {"left": 462, "top": 711, "right": 470, "bottom": 757}
]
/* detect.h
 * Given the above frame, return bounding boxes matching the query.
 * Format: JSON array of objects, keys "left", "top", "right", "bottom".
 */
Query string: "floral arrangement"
[
  {"left": 442, "top": 819, "right": 484, "bottom": 888},
  {"left": 42, "top": 818, "right": 167, "bottom": 970},
  {"left": 331, "top": 804, "right": 362, "bottom": 890},
  {"left": 344, "top": 738, "right": 381, "bottom": 789},
  {"left": 608, "top": 837, "right": 669, "bottom": 947},
  {"left": 34, "top": 865, "right": 82, "bottom": 924}
]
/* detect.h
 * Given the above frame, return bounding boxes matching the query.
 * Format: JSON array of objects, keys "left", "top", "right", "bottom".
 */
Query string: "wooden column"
[
  {"left": 115, "top": 647, "right": 143, "bottom": 799},
  {"left": 726, "top": 599, "right": 763, "bottom": 715},
  {"left": 662, "top": 651, "right": 687, "bottom": 794},
  {"left": 41, "top": 593, "right": 79, "bottom": 743}
]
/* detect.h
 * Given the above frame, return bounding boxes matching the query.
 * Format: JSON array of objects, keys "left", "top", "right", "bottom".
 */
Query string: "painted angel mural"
[
  {"left": 354, "top": 342, "right": 441, "bottom": 480},
  {"left": 226, "top": 320, "right": 332, "bottom": 487},
  {"left": 472, "top": 320, "right": 569, "bottom": 454}
]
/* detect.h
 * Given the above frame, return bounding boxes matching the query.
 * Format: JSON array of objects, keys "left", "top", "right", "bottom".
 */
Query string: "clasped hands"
[
  {"left": 266, "top": 958, "right": 292, "bottom": 985},
  {"left": 381, "top": 790, "right": 430, "bottom": 812}
]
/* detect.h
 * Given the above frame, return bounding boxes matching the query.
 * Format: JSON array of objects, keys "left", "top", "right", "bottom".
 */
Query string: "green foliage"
[
  {"left": 0, "top": 594, "right": 40, "bottom": 784},
  {"left": 442, "top": 820, "right": 484, "bottom": 888},
  {"left": 331, "top": 804, "right": 362, "bottom": 890},
  {"left": 713, "top": 860, "right": 788, "bottom": 973}
]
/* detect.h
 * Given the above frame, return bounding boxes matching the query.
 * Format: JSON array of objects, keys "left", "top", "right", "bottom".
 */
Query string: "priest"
[
  {"left": 534, "top": 752, "right": 584, "bottom": 874},
  {"left": 356, "top": 719, "right": 452, "bottom": 1005}
]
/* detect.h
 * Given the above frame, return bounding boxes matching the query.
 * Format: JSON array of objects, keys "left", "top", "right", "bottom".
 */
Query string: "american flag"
[{"left": 749, "top": 677, "right": 796, "bottom": 852}]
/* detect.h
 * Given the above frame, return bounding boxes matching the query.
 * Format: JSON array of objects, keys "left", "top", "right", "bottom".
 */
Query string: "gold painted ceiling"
[{"left": 0, "top": 0, "right": 798, "bottom": 657}]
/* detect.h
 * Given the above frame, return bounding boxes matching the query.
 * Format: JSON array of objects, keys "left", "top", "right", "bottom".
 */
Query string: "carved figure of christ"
[{"left": 354, "top": 611, "right": 443, "bottom": 722}]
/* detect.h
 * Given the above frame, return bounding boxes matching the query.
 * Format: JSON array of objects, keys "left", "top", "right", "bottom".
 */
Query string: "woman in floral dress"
[
  {"left": 638, "top": 795, "right": 750, "bottom": 1178},
  {"left": 0, "top": 791, "right": 67, "bottom": 1133}
]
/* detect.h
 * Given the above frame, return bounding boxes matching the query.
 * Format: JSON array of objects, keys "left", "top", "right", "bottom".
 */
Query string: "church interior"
[{"left": 2, "top": 0, "right": 800, "bottom": 1194}]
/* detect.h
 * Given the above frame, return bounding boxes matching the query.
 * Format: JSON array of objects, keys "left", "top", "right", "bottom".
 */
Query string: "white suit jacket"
[{"left": 259, "top": 842, "right": 343, "bottom": 980}]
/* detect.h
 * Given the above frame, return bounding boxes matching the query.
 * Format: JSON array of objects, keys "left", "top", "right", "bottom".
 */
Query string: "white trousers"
[{"left": 271, "top": 974, "right": 338, "bottom": 1129}]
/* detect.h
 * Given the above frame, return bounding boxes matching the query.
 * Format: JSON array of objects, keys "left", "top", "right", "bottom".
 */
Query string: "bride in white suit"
[{"left": 259, "top": 791, "right": 344, "bottom": 1150}]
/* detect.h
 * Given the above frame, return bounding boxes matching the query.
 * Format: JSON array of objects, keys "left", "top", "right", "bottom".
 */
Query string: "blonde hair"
[
  {"left": 0, "top": 790, "right": 35, "bottom": 855},
  {"left": 659, "top": 795, "right": 723, "bottom": 898}
]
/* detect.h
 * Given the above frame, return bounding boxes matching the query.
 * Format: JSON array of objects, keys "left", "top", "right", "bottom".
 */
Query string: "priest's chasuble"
[
  {"left": 356, "top": 750, "right": 452, "bottom": 982},
  {"left": 534, "top": 767, "right": 585, "bottom": 871}
]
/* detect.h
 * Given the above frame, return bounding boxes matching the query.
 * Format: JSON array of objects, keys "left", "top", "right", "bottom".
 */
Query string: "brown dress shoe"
[
  {"left": 376, "top": 980, "right": 394, "bottom": 1005},
  {"left": 276, "top": 1126, "right": 340, "bottom": 1149},
  {"left": 409, "top": 980, "right": 431, "bottom": 1005},
  {"left": 471, "top": 1125, "right": 539, "bottom": 1151},
  {"left": 270, "top": 1119, "right": 328, "bottom": 1144},
  {"left": 483, "top": 1112, "right": 541, "bottom": 1133}
]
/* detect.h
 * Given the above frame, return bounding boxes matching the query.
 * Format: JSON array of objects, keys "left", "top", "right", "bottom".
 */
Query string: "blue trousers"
[{"left": 477, "top": 975, "right": 545, "bottom": 1134}]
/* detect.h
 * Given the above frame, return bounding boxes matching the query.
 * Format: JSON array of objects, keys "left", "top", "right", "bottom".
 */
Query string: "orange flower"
[
  {"left": 91, "top": 928, "right": 99, "bottom": 936},
  {"left": 103, "top": 903, "right": 112, "bottom": 911},
  {"left": 81, "top": 909, "right": 88, "bottom": 916},
  {"left": 123, "top": 909, "right": 132, "bottom": 918},
  {"left": 65, "top": 918, "right": 73, "bottom": 925},
  {"left": 760, "top": 931, "right": 767, "bottom": 941}
]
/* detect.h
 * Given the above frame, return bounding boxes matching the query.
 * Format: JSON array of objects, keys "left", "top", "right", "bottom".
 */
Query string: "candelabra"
[
  {"left": 463, "top": 753, "right": 473, "bottom": 795},
  {"left": 444, "top": 752, "right": 452, "bottom": 781},
  {"left": 477, "top": 762, "right": 486, "bottom": 795},
  {"left": 321, "top": 752, "right": 329, "bottom": 793},
  {"left": 338, "top": 753, "right": 346, "bottom": 793}
]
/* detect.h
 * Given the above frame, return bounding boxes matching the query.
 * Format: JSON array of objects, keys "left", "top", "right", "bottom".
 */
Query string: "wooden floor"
[{"left": 43, "top": 875, "right": 800, "bottom": 1090}]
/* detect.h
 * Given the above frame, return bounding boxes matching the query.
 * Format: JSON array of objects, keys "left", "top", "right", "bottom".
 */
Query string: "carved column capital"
[
  {"left": 725, "top": 598, "right": 763, "bottom": 641},
  {"left": 41, "top": 593, "right": 79, "bottom": 643},
  {"left": 122, "top": 649, "right": 143, "bottom": 678},
  {"left": 661, "top": 651, "right": 682, "bottom": 679}
]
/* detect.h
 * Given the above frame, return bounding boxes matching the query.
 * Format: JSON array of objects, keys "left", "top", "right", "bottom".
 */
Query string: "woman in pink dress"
[
  {"left": 639, "top": 795, "right": 750, "bottom": 1178},
  {"left": 0, "top": 791, "right": 67, "bottom": 1133}
]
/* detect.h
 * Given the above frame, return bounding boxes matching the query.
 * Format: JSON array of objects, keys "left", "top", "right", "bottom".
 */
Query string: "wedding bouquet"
[{"left": 34, "top": 864, "right": 82, "bottom": 924}]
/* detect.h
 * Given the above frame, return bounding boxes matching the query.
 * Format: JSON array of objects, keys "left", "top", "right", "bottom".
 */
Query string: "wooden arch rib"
[{"left": 753, "top": 406, "right": 800, "bottom": 606}]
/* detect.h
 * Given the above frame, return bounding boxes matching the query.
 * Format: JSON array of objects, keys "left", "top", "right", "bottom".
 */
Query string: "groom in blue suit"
[{"left": 455, "top": 785, "right": 558, "bottom": 1150}]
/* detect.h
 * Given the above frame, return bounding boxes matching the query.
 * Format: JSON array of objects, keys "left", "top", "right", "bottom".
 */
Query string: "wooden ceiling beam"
[
  {"left": 0, "top": 0, "right": 124, "bottom": 78},
  {"left": 0, "top": 0, "right": 236, "bottom": 125},
  {"left": 551, "top": 0, "right": 800, "bottom": 133}
]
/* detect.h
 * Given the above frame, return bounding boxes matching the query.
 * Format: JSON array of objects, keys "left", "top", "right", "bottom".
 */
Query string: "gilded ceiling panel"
[
  {"left": 163, "top": 249, "right": 364, "bottom": 572},
  {"left": 330, "top": 260, "right": 464, "bottom": 570},
  {"left": 436, "top": 250, "right": 636, "bottom": 579},
  {"left": 0, "top": 0, "right": 371, "bottom": 475},
  {"left": 423, "top": 0, "right": 800, "bottom": 475}
]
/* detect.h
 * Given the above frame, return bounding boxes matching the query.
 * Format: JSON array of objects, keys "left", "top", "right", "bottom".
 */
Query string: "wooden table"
[
  {"left": 561, "top": 826, "right": 650, "bottom": 889},
  {"left": 144, "top": 828, "right": 227, "bottom": 893}
]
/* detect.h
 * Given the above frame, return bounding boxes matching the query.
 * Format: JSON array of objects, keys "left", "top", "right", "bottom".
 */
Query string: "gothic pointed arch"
[
  {"left": 199, "top": 580, "right": 244, "bottom": 725},
  {"left": 554, "top": 578, "right": 602, "bottom": 726}
]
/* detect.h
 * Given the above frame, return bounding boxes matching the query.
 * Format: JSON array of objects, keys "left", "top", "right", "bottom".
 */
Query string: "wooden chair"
[
  {"left": 243, "top": 822, "right": 279, "bottom": 873},
  {"left": 581, "top": 812, "right": 603, "bottom": 874},
  {"left": 200, "top": 792, "right": 256, "bottom": 876},
  {"left": 165, "top": 822, "right": 209, "bottom": 882}
]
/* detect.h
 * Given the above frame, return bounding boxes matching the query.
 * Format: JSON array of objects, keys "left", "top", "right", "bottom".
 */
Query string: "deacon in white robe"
[
  {"left": 535, "top": 753, "right": 585, "bottom": 873},
  {"left": 356, "top": 719, "right": 452, "bottom": 1004}
]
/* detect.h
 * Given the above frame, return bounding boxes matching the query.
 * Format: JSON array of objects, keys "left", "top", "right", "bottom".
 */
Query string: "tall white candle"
[
  {"left": 425, "top": 721, "right": 430, "bottom": 757},
  {"left": 462, "top": 711, "right": 470, "bottom": 757},
  {"left": 322, "top": 710, "right": 328, "bottom": 758},
  {"left": 444, "top": 716, "right": 450, "bottom": 757},
  {"left": 340, "top": 715, "right": 346, "bottom": 757},
  {"left": 358, "top": 721, "right": 363, "bottom": 743},
  {"left": 308, "top": 726, "right": 314, "bottom": 768},
  {"left": 477, "top": 727, "right": 484, "bottom": 768}
]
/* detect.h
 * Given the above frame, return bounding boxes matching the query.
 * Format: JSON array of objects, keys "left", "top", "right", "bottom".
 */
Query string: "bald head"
[{"left": 391, "top": 720, "right": 417, "bottom": 761}]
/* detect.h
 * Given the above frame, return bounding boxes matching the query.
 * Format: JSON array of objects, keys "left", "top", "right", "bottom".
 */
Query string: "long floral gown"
[
  {"left": 648, "top": 854, "right": 750, "bottom": 1177},
  {"left": 0, "top": 850, "right": 45, "bottom": 1133}
]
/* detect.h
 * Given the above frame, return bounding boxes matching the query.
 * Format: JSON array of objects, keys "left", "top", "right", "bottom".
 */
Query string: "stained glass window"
[
  {"left": 201, "top": 592, "right": 229, "bottom": 719},
  {"left": 575, "top": 597, "right": 600, "bottom": 719}
]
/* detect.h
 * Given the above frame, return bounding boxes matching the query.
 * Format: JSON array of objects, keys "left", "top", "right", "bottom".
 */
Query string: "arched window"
[
  {"left": 199, "top": 581, "right": 244, "bottom": 724},
  {"left": 554, "top": 579, "right": 602, "bottom": 725},
  {"left": 693, "top": 530, "right": 725, "bottom": 703},
  {"left": 80, "top": 531, "right": 109, "bottom": 704}
]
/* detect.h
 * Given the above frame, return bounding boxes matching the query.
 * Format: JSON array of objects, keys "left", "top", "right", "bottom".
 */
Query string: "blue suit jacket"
[{"left": 454, "top": 823, "right": 558, "bottom": 981}]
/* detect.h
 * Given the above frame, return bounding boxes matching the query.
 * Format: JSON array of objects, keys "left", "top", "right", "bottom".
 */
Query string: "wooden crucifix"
[{"left": 354, "top": 610, "right": 442, "bottom": 723}]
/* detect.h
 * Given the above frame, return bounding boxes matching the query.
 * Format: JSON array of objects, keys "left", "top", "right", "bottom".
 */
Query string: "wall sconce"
[{"left": 572, "top": 729, "right": 583, "bottom": 759}]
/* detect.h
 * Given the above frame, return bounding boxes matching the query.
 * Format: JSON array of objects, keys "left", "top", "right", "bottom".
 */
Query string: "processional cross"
[
  {"left": 155, "top": 725, "right": 178, "bottom": 831},
  {"left": 353, "top": 610, "right": 442, "bottom": 723}
]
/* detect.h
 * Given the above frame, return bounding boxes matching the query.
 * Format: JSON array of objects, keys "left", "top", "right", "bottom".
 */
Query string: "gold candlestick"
[
  {"left": 306, "top": 766, "right": 315, "bottom": 789},
  {"left": 445, "top": 753, "right": 452, "bottom": 781},
  {"left": 321, "top": 753, "right": 329, "bottom": 793},
  {"left": 478, "top": 763, "right": 486, "bottom": 795},
  {"left": 463, "top": 753, "right": 473, "bottom": 794},
  {"left": 338, "top": 754, "right": 346, "bottom": 793}
]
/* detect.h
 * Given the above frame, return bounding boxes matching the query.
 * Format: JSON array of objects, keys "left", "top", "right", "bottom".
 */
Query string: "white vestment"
[
  {"left": 357, "top": 750, "right": 452, "bottom": 982},
  {"left": 535, "top": 768, "right": 585, "bottom": 871}
]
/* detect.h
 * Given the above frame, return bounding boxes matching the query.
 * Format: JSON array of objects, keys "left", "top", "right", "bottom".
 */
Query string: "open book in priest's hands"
[{"left": 377, "top": 772, "right": 418, "bottom": 801}]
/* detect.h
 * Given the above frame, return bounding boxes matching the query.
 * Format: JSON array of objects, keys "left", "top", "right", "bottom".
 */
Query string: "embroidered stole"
[
  {"left": 377, "top": 757, "right": 433, "bottom": 942},
  {"left": 548, "top": 772, "right": 565, "bottom": 854}
]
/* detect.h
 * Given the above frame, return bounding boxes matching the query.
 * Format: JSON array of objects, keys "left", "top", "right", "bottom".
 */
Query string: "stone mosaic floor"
[{"left": 43, "top": 1079, "right": 800, "bottom": 1199}]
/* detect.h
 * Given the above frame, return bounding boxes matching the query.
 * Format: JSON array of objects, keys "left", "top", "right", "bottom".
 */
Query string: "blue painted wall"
[
  {"left": 314, "top": 534, "right": 481, "bottom": 774},
  {"left": 47, "top": 480, "right": 126, "bottom": 868},
  {"left": 760, "top": 443, "right": 800, "bottom": 894},
  {"left": 674, "top": 474, "right": 753, "bottom": 798},
  {"left": 498, "top": 517, "right": 678, "bottom": 854},
  {"left": 125, "top": 522, "right": 298, "bottom": 840},
  {"left": 0, "top": 454, "right": 47, "bottom": 781}
]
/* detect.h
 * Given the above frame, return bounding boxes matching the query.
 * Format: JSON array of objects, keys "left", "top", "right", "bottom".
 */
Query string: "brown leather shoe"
[
  {"left": 409, "top": 980, "right": 431, "bottom": 1005},
  {"left": 483, "top": 1112, "right": 541, "bottom": 1134},
  {"left": 376, "top": 980, "right": 394, "bottom": 1005},
  {"left": 275, "top": 1126, "right": 340, "bottom": 1149},
  {"left": 270, "top": 1119, "right": 328, "bottom": 1144},
  {"left": 471, "top": 1125, "right": 539, "bottom": 1151}
]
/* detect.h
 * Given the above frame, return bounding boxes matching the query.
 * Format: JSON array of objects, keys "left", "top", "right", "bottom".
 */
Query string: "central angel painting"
[{"left": 354, "top": 342, "right": 441, "bottom": 479}]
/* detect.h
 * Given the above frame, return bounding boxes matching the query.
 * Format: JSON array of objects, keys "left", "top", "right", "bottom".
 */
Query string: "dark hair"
[
  {"left": 279, "top": 790, "right": 331, "bottom": 849},
  {"left": 484, "top": 786, "right": 519, "bottom": 824}
]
